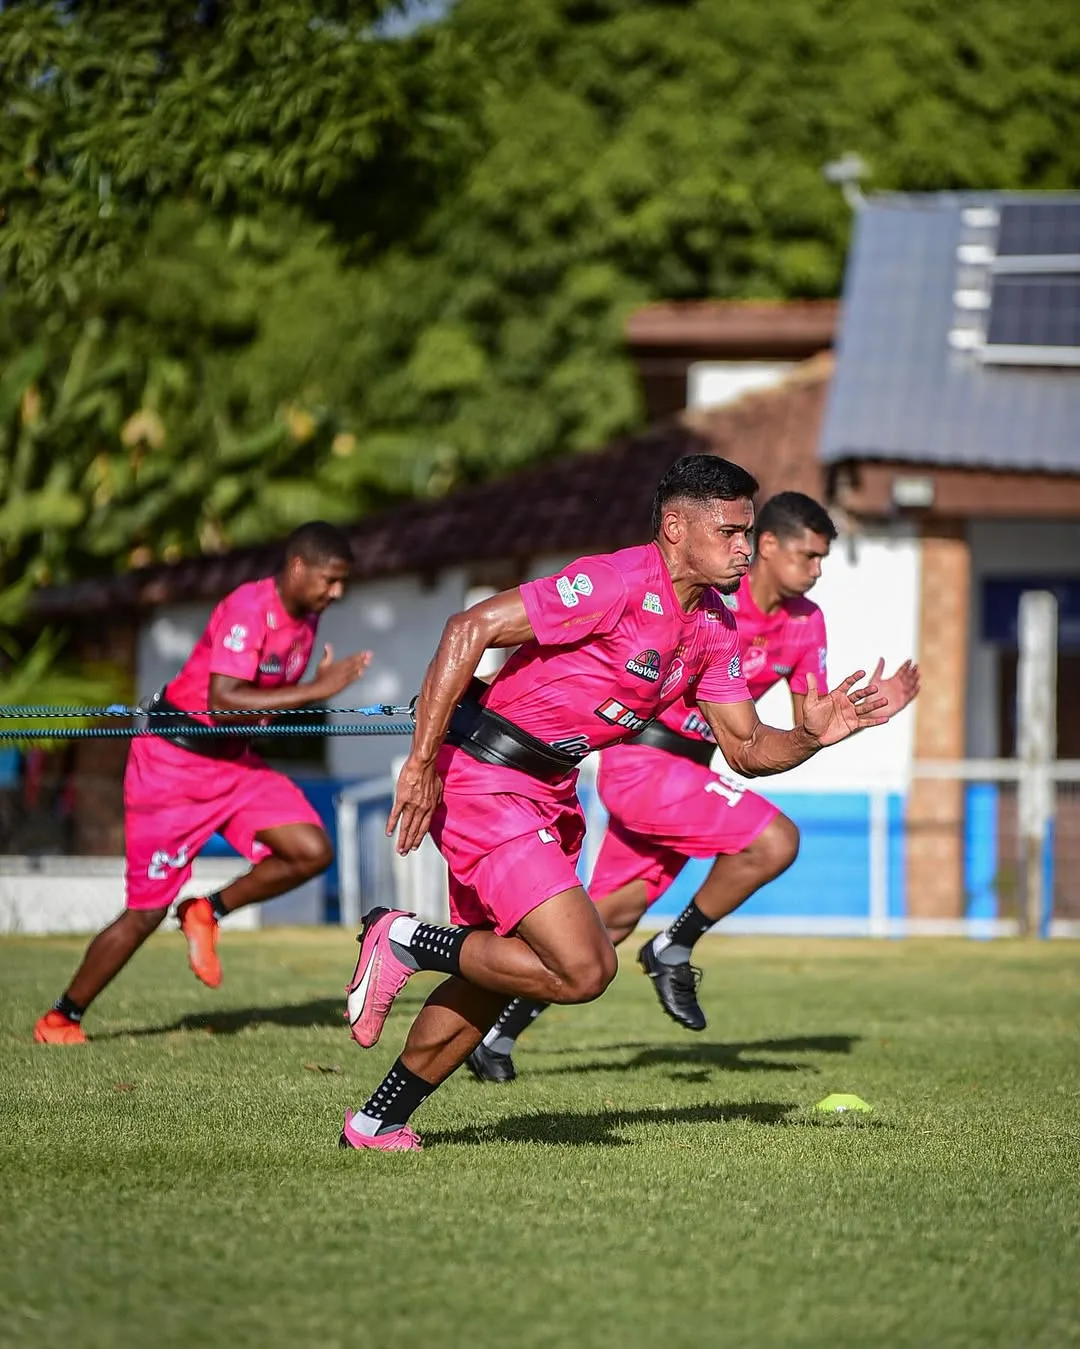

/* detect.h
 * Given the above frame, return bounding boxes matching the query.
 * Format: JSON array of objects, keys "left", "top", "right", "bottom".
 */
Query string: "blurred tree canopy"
[{"left": 1, "top": 0, "right": 1077, "bottom": 643}]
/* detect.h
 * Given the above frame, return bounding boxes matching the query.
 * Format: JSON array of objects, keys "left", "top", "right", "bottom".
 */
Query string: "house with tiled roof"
[{"left": 25, "top": 191, "right": 1080, "bottom": 933}]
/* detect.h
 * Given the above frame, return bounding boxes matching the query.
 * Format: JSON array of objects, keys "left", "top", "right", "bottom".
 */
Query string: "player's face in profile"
[
  {"left": 763, "top": 527, "right": 831, "bottom": 598},
  {"left": 288, "top": 557, "right": 350, "bottom": 613},
  {"left": 682, "top": 497, "right": 755, "bottom": 594}
]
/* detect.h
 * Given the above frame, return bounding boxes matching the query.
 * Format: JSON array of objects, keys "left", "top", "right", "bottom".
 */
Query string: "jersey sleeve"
[
  {"left": 788, "top": 606, "right": 828, "bottom": 695},
  {"left": 695, "top": 610, "right": 751, "bottom": 705},
  {"left": 205, "top": 592, "right": 266, "bottom": 682},
  {"left": 519, "top": 557, "right": 629, "bottom": 646}
]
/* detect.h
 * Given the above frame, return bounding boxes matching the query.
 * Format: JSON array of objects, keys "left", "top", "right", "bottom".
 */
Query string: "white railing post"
[
  {"left": 1017, "top": 591, "right": 1058, "bottom": 937},
  {"left": 868, "top": 788, "right": 890, "bottom": 937}
]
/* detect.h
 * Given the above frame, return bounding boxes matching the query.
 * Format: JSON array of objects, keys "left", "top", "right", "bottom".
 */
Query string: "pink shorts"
[
  {"left": 430, "top": 749, "right": 586, "bottom": 936},
  {"left": 123, "top": 736, "right": 323, "bottom": 910},
  {"left": 589, "top": 743, "right": 779, "bottom": 904}
]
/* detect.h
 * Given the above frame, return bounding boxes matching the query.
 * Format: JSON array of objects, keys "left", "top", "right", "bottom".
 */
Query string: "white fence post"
[{"left": 1016, "top": 591, "right": 1058, "bottom": 938}]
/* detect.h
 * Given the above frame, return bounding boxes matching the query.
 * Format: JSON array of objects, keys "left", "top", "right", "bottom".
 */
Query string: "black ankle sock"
[
  {"left": 359, "top": 1057, "right": 436, "bottom": 1134},
  {"left": 389, "top": 917, "right": 470, "bottom": 977},
  {"left": 664, "top": 900, "right": 714, "bottom": 953},
  {"left": 208, "top": 892, "right": 228, "bottom": 921},
  {"left": 487, "top": 997, "right": 548, "bottom": 1046},
  {"left": 54, "top": 994, "right": 85, "bottom": 1023}
]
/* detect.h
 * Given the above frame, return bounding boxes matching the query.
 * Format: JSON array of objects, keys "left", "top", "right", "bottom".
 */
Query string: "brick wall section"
[{"left": 906, "top": 522, "right": 970, "bottom": 918}]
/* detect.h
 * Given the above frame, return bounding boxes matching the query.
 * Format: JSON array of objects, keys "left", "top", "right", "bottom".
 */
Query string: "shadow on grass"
[
  {"left": 527, "top": 1034, "right": 860, "bottom": 1078},
  {"left": 426, "top": 1100, "right": 797, "bottom": 1148},
  {"left": 91, "top": 998, "right": 348, "bottom": 1039}
]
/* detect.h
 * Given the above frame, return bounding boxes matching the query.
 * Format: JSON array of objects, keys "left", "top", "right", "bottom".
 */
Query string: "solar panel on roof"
[
  {"left": 996, "top": 203, "right": 1080, "bottom": 257},
  {"left": 985, "top": 275, "right": 1080, "bottom": 348}
]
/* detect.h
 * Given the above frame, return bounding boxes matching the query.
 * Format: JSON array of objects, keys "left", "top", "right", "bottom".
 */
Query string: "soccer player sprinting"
[
  {"left": 339, "top": 458, "right": 891, "bottom": 1151},
  {"left": 467, "top": 493, "right": 920, "bottom": 1081},
  {"left": 34, "top": 522, "right": 371, "bottom": 1044}
]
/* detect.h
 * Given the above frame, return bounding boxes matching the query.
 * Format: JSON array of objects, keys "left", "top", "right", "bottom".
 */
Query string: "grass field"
[{"left": 3, "top": 931, "right": 1079, "bottom": 1349}]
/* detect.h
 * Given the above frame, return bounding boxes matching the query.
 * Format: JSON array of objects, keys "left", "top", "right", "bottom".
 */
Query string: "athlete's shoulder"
[
  {"left": 220, "top": 578, "right": 268, "bottom": 612},
  {"left": 781, "top": 594, "right": 823, "bottom": 624}
]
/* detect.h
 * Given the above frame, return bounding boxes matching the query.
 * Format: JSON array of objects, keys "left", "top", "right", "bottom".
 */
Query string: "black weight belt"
[
  {"left": 628, "top": 719, "right": 715, "bottom": 767},
  {"left": 446, "top": 679, "right": 584, "bottom": 785},
  {"left": 142, "top": 689, "right": 253, "bottom": 761}
]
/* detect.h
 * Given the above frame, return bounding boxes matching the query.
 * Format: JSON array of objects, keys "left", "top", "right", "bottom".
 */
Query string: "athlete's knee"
[
  {"left": 755, "top": 813, "right": 800, "bottom": 878},
  {"left": 126, "top": 906, "right": 169, "bottom": 937},
  {"left": 551, "top": 941, "right": 618, "bottom": 1003},
  {"left": 277, "top": 825, "right": 333, "bottom": 876}
]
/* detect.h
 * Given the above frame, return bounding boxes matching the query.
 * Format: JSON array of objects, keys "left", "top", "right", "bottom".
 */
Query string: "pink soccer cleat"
[
  {"left": 339, "top": 1109, "right": 422, "bottom": 1152},
  {"left": 344, "top": 907, "right": 416, "bottom": 1048}
]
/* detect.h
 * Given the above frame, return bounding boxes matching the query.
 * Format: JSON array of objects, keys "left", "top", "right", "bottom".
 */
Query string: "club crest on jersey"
[
  {"left": 595, "top": 699, "right": 649, "bottom": 733},
  {"left": 660, "top": 658, "right": 685, "bottom": 696},
  {"left": 624, "top": 648, "right": 660, "bottom": 683},
  {"left": 556, "top": 572, "right": 594, "bottom": 608},
  {"left": 642, "top": 592, "right": 663, "bottom": 615},
  {"left": 222, "top": 624, "right": 247, "bottom": 653},
  {"left": 285, "top": 641, "right": 307, "bottom": 680}
]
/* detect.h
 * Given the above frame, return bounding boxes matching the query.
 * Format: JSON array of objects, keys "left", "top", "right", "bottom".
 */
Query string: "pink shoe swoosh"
[
  {"left": 344, "top": 908, "right": 415, "bottom": 1048},
  {"left": 339, "top": 1109, "right": 422, "bottom": 1151}
]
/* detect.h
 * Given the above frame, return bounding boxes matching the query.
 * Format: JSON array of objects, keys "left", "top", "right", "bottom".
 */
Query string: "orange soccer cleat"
[
  {"left": 34, "top": 1010, "right": 88, "bottom": 1045},
  {"left": 177, "top": 896, "right": 222, "bottom": 989}
]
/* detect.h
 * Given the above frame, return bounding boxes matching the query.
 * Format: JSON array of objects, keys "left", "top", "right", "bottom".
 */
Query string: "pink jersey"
[
  {"left": 441, "top": 544, "right": 748, "bottom": 800},
  {"left": 165, "top": 576, "right": 318, "bottom": 722},
  {"left": 657, "top": 571, "right": 827, "bottom": 742}
]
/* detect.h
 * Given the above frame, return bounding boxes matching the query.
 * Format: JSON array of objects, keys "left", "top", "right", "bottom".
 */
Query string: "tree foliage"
[{"left": 1, "top": 0, "right": 1077, "bottom": 664}]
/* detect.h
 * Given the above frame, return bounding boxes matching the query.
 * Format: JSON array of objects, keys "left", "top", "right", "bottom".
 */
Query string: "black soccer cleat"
[
  {"left": 465, "top": 1041, "right": 517, "bottom": 1083},
  {"left": 637, "top": 938, "right": 707, "bottom": 1032}
]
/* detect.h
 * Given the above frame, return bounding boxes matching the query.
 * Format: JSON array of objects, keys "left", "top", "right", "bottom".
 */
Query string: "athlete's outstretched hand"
[
  {"left": 868, "top": 658, "right": 920, "bottom": 720},
  {"left": 312, "top": 643, "right": 372, "bottom": 698},
  {"left": 802, "top": 671, "right": 889, "bottom": 747},
  {"left": 387, "top": 753, "right": 443, "bottom": 855}
]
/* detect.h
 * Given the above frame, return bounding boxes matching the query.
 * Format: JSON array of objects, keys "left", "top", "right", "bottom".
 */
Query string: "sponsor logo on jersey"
[
  {"left": 818, "top": 646, "right": 828, "bottom": 671},
  {"left": 259, "top": 655, "right": 283, "bottom": 676},
  {"left": 660, "top": 657, "right": 686, "bottom": 696},
  {"left": 556, "top": 572, "right": 594, "bottom": 608},
  {"left": 642, "top": 591, "right": 663, "bottom": 615},
  {"left": 681, "top": 710, "right": 717, "bottom": 743},
  {"left": 222, "top": 624, "right": 247, "bottom": 653},
  {"left": 595, "top": 699, "right": 649, "bottom": 733},
  {"left": 550, "top": 734, "right": 590, "bottom": 759},
  {"left": 772, "top": 663, "right": 793, "bottom": 676},
  {"left": 624, "top": 648, "right": 661, "bottom": 682},
  {"left": 704, "top": 608, "right": 724, "bottom": 622},
  {"left": 728, "top": 654, "right": 742, "bottom": 680}
]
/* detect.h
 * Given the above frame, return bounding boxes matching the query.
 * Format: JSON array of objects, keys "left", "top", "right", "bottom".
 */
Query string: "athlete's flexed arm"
[
  {"left": 389, "top": 590, "right": 536, "bottom": 855},
  {"left": 701, "top": 669, "right": 888, "bottom": 778},
  {"left": 790, "top": 658, "right": 920, "bottom": 728}
]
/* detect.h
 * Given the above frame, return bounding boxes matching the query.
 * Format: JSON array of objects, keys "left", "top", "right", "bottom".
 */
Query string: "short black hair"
[
  {"left": 284, "top": 521, "right": 353, "bottom": 566},
  {"left": 651, "top": 455, "right": 759, "bottom": 536},
  {"left": 757, "top": 492, "right": 837, "bottom": 544}
]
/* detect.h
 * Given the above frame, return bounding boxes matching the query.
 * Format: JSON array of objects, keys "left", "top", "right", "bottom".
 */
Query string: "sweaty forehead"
[{"left": 687, "top": 496, "right": 755, "bottom": 529}]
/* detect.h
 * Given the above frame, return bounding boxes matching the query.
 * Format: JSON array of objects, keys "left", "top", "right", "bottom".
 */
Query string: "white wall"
[
  {"left": 738, "top": 524, "right": 922, "bottom": 792},
  {"left": 687, "top": 361, "right": 794, "bottom": 410},
  {"left": 966, "top": 519, "right": 1080, "bottom": 758},
  {"left": 321, "top": 568, "right": 469, "bottom": 780}
]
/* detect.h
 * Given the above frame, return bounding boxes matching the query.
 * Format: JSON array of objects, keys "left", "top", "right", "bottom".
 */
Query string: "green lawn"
[{"left": 2, "top": 932, "right": 1079, "bottom": 1349}]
